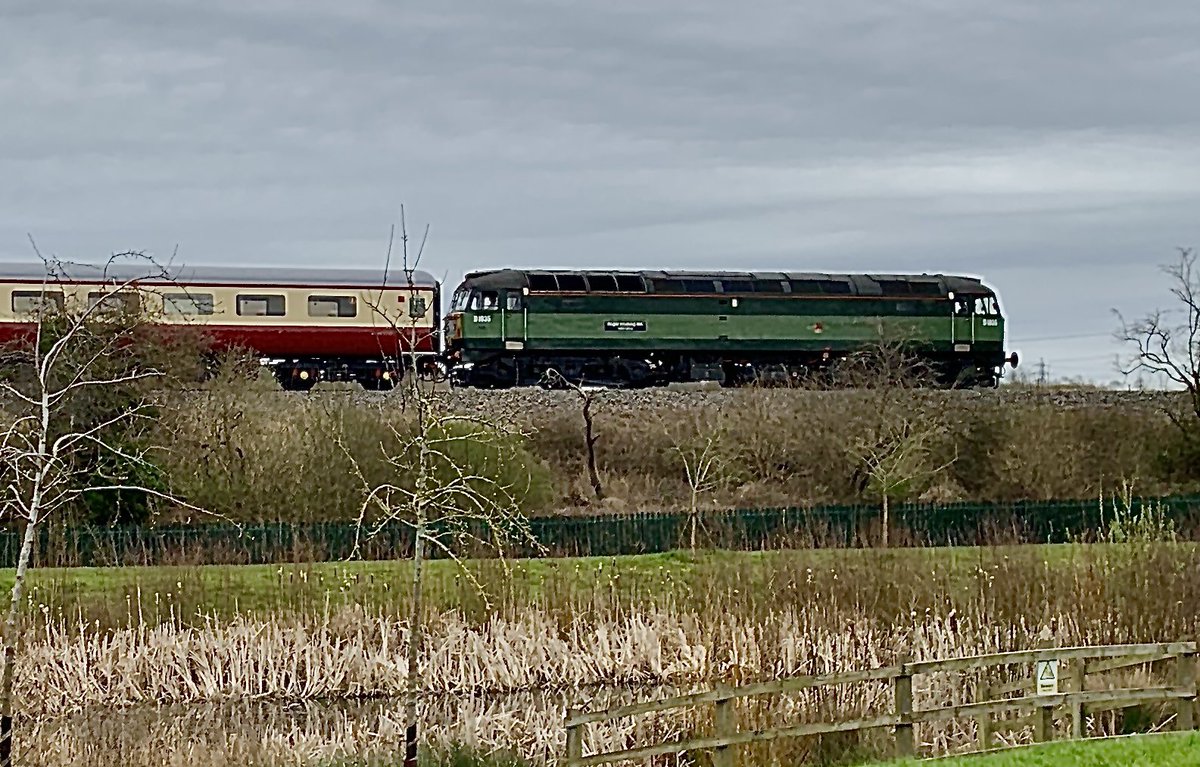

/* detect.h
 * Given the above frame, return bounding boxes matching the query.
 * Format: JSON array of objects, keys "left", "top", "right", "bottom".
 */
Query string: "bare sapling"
[
  {"left": 0, "top": 249, "right": 214, "bottom": 766},
  {"left": 350, "top": 210, "right": 542, "bottom": 767},
  {"left": 541, "top": 370, "right": 604, "bottom": 501},
  {"left": 669, "top": 411, "right": 732, "bottom": 551},
  {"left": 838, "top": 336, "right": 955, "bottom": 547},
  {"left": 1118, "top": 247, "right": 1200, "bottom": 438}
]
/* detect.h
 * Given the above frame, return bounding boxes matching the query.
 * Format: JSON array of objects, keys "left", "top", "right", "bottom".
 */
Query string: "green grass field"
[
  {"left": 881, "top": 733, "right": 1200, "bottom": 766},
  {"left": 0, "top": 543, "right": 1104, "bottom": 618}
]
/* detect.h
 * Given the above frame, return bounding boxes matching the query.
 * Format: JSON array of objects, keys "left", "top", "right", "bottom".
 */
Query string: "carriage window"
[
  {"left": 527, "top": 274, "right": 558, "bottom": 292},
  {"left": 308, "top": 295, "right": 357, "bottom": 318},
  {"left": 615, "top": 275, "right": 646, "bottom": 292},
  {"left": 237, "top": 294, "right": 286, "bottom": 317},
  {"left": 469, "top": 291, "right": 499, "bottom": 310},
  {"left": 556, "top": 274, "right": 587, "bottom": 292},
  {"left": 88, "top": 291, "right": 141, "bottom": 315},
  {"left": 11, "top": 290, "right": 64, "bottom": 314},
  {"left": 163, "top": 292, "right": 214, "bottom": 316}
]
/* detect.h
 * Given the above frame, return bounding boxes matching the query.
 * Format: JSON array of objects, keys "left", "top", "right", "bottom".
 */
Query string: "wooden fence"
[{"left": 563, "top": 642, "right": 1198, "bottom": 766}]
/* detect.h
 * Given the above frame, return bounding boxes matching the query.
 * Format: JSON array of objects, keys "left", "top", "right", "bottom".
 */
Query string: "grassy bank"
[
  {"left": 883, "top": 732, "right": 1200, "bottom": 766},
  {"left": 153, "top": 385, "right": 1195, "bottom": 524},
  {"left": 0, "top": 544, "right": 1159, "bottom": 621}
]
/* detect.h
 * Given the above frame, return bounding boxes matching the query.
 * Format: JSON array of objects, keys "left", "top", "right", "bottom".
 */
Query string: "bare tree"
[
  {"left": 837, "top": 338, "right": 955, "bottom": 547},
  {"left": 1118, "top": 247, "right": 1200, "bottom": 437},
  {"left": 541, "top": 371, "right": 605, "bottom": 501},
  {"left": 350, "top": 212, "right": 543, "bottom": 767},
  {"left": 0, "top": 250, "right": 211, "bottom": 766},
  {"left": 668, "top": 411, "right": 732, "bottom": 551}
]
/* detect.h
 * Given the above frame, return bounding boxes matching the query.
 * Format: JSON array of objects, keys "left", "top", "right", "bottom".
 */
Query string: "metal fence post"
[
  {"left": 565, "top": 708, "right": 582, "bottom": 766},
  {"left": 1176, "top": 651, "right": 1196, "bottom": 731},
  {"left": 894, "top": 655, "right": 915, "bottom": 758},
  {"left": 713, "top": 684, "right": 735, "bottom": 767}
]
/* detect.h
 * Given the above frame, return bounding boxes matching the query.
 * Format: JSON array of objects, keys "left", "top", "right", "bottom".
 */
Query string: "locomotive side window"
[
  {"left": 753, "top": 280, "right": 785, "bottom": 293},
  {"left": 721, "top": 279, "right": 755, "bottom": 293},
  {"left": 586, "top": 274, "right": 618, "bottom": 292},
  {"left": 237, "top": 294, "right": 286, "bottom": 317},
  {"left": 308, "top": 295, "right": 357, "bottom": 318},
  {"left": 556, "top": 274, "right": 587, "bottom": 292},
  {"left": 615, "top": 275, "right": 646, "bottom": 292},
  {"left": 163, "top": 292, "right": 215, "bottom": 316},
  {"left": 88, "top": 291, "right": 141, "bottom": 315},
  {"left": 527, "top": 274, "right": 558, "bottom": 292},
  {"left": 506, "top": 293, "right": 523, "bottom": 311},
  {"left": 683, "top": 279, "right": 718, "bottom": 293},
  {"left": 11, "top": 290, "right": 64, "bottom": 314}
]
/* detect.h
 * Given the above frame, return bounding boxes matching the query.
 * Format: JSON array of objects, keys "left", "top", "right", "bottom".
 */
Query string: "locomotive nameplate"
[{"left": 604, "top": 320, "right": 646, "bottom": 332}]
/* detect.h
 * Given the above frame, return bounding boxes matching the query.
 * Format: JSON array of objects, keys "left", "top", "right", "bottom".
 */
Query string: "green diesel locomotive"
[{"left": 444, "top": 270, "right": 1018, "bottom": 388}]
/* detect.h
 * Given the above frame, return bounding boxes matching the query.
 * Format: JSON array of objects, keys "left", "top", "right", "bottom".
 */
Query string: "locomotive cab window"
[
  {"left": 975, "top": 296, "right": 1000, "bottom": 316},
  {"left": 237, "top": 294, "right": 286, "bottom": 317},
  {"left": 469, "top": 291, "right": 499, "bottom": 310},
  {"left": 88, "top": 291, "right": 141, "bottom": 315},
  {"left": 308, "top": 295, "right": 357, "bottom": 318},
  {"left": 11, "top": 290, "right": 64, "bottom": 314},
  {"left": 163, "top": 292, "right": 215, "bottom": 316},
  {"left": 451, "top": 287, "right": 470, "bottom": 311}
]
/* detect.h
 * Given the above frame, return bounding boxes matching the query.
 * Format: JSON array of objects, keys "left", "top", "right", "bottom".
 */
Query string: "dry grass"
[
  {"left": 5, "top": 541, "right": 1200, "bottom": 766},
  {"left": 151, "top": 386, "right": 1192, "bottom": 523}
]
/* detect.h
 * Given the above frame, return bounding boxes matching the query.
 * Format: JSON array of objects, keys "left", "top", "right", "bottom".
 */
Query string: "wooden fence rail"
[{"left": 563, "top": 642, "right": 1198, "bottom": 766}]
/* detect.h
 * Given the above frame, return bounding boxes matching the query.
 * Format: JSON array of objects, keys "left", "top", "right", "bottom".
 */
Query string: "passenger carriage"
[{"left": 0, "top": 262, "right": 440, "bottom": 390}]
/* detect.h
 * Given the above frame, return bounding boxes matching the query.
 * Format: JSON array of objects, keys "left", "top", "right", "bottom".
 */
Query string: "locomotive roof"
[
  {"left": 0, "top": 261, "right": 437, "bottom": 288},
  {"left": 461, "top": 269, "right": 992, "bottom": 295}
]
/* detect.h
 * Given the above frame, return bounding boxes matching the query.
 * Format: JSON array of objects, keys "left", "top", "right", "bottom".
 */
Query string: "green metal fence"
[{"left": 4, "top": 494, "right": 1199, "bottom": 568}]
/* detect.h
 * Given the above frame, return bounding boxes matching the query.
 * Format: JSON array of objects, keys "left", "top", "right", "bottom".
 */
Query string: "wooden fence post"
[
  {"left": 976, "top": 681, "right": 992, "bottom": 750},
  {"left": 1070, "top": 659, "right": 1086, "bottom": 740},
  {"left": 894, "top": 655, "right": 915, "bottom": 758},
  {"left": 713, "top": 684, "right": 735, "bottom": 767},
  {"left": 1176, "top": 651, "right": 1196, "bottom": 732},
  {"left": 565, "top": 709, "right": 582, "bottom": 766}
]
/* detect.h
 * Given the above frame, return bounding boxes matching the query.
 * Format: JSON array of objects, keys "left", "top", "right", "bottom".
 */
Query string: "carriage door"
[{"left": 503, "top": 289, "right": 526, "bottom": 351}]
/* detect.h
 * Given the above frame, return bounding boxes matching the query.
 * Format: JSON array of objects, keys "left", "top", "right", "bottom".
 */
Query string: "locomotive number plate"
[{"left": 604, "top": 320, "right": 646, "bottom": 332}]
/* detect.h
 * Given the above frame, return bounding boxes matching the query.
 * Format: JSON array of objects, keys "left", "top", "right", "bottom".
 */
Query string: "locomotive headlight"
[{"left": 299, "top": 370, "right": 310, "bottom": 380}]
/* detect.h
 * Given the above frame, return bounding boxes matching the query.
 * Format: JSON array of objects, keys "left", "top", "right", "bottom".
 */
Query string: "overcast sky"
[{"left": 4, "top": 0, "right": 1200, "bottom": 384}]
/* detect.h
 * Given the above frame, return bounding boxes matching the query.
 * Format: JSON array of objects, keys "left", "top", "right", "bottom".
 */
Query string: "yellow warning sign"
[{"left": 1035, "top": 659, "right": 1059, "bottom": 695}]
